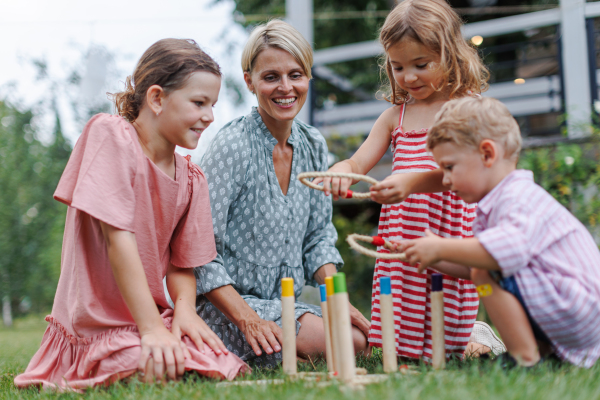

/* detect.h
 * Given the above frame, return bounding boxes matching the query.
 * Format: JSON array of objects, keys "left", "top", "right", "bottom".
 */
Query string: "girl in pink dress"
[
  {"left": 15, "top": 39, "right": 248, "bottom": 391},
  {"left": 319, "top": 0, "right": 493, "bottom": 362}
]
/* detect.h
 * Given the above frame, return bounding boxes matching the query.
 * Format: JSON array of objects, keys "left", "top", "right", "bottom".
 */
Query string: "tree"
[{"left": 0, "top": 101, "right": 71, "bottom": 325}]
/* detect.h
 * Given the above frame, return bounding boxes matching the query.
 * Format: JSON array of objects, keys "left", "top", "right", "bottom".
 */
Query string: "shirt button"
[{"left": 285, "top": 238, "right": 290, "bottom": 244}]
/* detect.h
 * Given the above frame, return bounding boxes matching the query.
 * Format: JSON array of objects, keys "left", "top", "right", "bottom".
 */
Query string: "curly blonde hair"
[
  {"left": 379, "top": 0, "right": 489, "bottom": 105},
  {"left": 428, "top": 97, "right": 522, "bottom": 160}
]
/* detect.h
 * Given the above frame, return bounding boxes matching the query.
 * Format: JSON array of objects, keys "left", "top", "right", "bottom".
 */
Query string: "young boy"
[{"left": 396, "top": 97, "right": 600, "bottom": 368}]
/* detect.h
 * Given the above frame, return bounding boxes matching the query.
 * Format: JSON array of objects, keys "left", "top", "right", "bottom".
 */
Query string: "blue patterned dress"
[{"left": 195, "top": 108, "right": 343, "bottom": 366}]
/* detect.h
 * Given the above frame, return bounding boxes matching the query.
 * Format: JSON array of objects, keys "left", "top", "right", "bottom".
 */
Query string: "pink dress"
[
  {"left": 369, "top": 104, "right": 479, "bottom": 361},
  {"left": 14, "top": 114, "right": 248, "bottom": 391}
]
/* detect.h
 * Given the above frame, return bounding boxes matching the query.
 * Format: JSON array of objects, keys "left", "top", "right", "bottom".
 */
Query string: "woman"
[{"left": 194, "top": 20, "right": 370, "bottom": 366}]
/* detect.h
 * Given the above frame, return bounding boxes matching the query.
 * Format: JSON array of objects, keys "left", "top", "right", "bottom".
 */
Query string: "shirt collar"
[
  {"left": 477, "top": 169, "right": 534, "bottom": 215},
  {"left": 250, "top": 107, "right": 299, "bottom": 150}
]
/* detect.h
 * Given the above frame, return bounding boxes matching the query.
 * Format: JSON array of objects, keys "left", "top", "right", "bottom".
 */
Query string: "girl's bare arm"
[
  {"left": 316, "top": 106, "right": 399, "bottom": 199},
  {"left": 100, "top": 222, "right": 186, "bottom": 382},
  {"left": 166, "top": 264, "right": 228, "bottom": 355}
]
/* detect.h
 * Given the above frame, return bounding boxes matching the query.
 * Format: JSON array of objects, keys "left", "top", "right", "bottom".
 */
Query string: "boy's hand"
[
  {"left": 171, "top": 301, "right": 229, "bottom": 357},
  {"left": 369, "top": 174, "right": 414, "bottom": 204},
  {"left": 396, "top": 229, "right": 443, "bottom": 273}
]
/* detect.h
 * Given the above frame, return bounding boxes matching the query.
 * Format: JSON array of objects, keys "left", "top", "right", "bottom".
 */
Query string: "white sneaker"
[{"left": 468, "top": 321, "right": 507, "bottom": 356}]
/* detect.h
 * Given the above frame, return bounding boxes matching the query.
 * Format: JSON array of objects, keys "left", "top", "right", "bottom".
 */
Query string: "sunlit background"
[{"left": 0, "top": 0, "right": 254, "bottom": 159}]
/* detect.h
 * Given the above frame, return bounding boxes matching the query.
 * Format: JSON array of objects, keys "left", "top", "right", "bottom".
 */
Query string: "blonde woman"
[{"left": 195, "top": 20, "right": 370, "bottom": 367}]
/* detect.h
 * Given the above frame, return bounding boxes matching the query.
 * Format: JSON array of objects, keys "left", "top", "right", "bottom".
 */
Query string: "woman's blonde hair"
[
  {"left": 241, "top": 20, "right": 313, "bottom": 79},
  {"left": 379, "top": 0, "right": 489, "bottom": 105}
]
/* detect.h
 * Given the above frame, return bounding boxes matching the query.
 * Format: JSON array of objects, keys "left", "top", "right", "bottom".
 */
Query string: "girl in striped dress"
[{"left": 319, "top": 0, "right": 500, "bottom": 362}]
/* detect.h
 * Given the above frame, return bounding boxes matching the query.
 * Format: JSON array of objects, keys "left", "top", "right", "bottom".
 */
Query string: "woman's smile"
[{"left": 272, "top": 96, "right": 297, "bottom": 108}]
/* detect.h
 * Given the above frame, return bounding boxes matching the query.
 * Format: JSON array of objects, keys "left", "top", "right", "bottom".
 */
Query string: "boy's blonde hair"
[
  {"left": 379, "top": 0, "right": 489, "bottom": 105},
  {"left": 241, "top": 20, "right": 313, "bottom": 79},
  {"left": 428, "top": 97, "right": 522, "bottom": 159}
]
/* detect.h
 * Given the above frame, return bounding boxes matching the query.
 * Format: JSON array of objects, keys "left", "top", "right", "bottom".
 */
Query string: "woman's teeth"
[{"left": 273, "top": 97, "right": 296, "bottom": 105}]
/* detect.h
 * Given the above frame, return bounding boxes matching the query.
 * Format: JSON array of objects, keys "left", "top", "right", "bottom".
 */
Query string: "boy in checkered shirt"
[{"left": 395, "top": 96, "right": 600, "bottom": 367}]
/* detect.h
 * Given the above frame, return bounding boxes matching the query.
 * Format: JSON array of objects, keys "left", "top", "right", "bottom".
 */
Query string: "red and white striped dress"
[{"left": 369, "top": 104, "right": 479, "bottom": 361}]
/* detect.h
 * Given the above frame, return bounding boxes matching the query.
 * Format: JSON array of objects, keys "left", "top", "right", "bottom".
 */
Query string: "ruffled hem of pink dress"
[{"left": 14, "top": 313, "right": 249, "bottom": 392}]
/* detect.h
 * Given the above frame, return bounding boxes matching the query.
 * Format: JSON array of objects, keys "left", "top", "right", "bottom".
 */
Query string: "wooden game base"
[{"left": 216, "top": 366, "right": 420, "bottom": 389}]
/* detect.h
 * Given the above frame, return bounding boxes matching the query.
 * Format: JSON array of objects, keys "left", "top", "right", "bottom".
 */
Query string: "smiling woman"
[{"left": 194, "top": 20, "right": 370, "bottom": 367}]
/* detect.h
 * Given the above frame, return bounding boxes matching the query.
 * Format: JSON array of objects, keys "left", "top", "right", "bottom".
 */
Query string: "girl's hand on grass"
[
  {"left": 369, "top": 174, "right": 414, "bottom": 204},
  {"left": 138, "top": 325, "right": 188, "bottom": 383},
  {"left": 396, "top": 229, "right": 442, "bottom": 273},
  {"left": 313, "top": 161, "right": 355, "bottom": 200},
  {"left": 171, "top": 301, "right": 229, "bottom": 357}
]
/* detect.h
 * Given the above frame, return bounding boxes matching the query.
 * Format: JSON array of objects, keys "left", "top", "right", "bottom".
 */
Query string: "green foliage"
[
  {"left": 518, "top": 139, "right": 600, "bottom": 236},
  {"left": 0, "top": 101, "right": 71, "bottom": 317}
]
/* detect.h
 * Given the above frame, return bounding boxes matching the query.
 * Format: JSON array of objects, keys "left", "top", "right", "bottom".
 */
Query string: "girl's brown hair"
[
  {"left": 111, "top": 38, "right": 221, "bottom": 122},
  {"left": 379, "top": 0, "right": 489, "bottom": 105}
]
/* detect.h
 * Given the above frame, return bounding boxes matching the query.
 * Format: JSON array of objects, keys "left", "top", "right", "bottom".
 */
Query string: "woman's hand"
[
  {"left": 369, "top": 173, "right": 415, "bottom": 204},
  {"left": 171, "top": 301, "right": 229, "bottom": 356},
  {"left": 396, "top": 229, "right": 443, "bottom": 273},
  {"left": 239, "top": 317, "right": 283, "bottom": 357},
  {"left": 312, "top": 160, "right": 357, "bottom": 200},
  {"left": 138, "top": 325, "right": 188, "bottom": 383},
  {"left": 205, "top": 285, "right": 283, "bottom": 357}
]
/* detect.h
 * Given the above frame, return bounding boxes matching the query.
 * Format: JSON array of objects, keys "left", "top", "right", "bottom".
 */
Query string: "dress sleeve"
[
  {"left": 475, "top": 203, "right": 533, "bottom": 277},
  {"left": 53, "top": 114, "right": 137, "bottom": 232},
  {"left": 302, "top": 132, "right": 344, "bottom": 286},
  {"left": 170, "top": 160, "right": 218, "bottom": 268},
  {"left": 194, "top": 120, "right": 249, "bottom": 295}
]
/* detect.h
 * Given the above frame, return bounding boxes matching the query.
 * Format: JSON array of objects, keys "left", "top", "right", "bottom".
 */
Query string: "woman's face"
[{"left": 244, "top": 47, "right": 309, "bottom": 124}]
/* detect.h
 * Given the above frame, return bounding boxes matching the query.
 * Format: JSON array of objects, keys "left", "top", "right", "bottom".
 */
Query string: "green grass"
[{"left": 1, "top": 316, "right": 599, "bottom": 400}]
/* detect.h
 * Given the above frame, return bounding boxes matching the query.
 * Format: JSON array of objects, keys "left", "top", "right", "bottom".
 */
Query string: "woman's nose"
[{"left": 279, "top": 77, "right": 292, "bottom": 92}]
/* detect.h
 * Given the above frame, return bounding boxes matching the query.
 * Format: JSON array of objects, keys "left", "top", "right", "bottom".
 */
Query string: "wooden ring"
[
  {"left": 346, "top": 234, "right": 407, "bottom": 260},
  {"left": 297, "top": 171, "right": 379, "bottom": 199}
]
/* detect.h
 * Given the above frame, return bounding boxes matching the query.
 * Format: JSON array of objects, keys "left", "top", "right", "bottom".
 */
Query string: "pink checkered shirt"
[{"left": 473, "top": 170, "right": 600, "bottom": 367}]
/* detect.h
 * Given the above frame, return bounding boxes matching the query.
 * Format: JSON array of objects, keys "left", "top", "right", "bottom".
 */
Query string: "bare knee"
[
  {"left": 296, "top": 313, "right": 326, "bottom": 357},
  {"left": 352, "top": 326, "right": 369, "bottom": 355}
]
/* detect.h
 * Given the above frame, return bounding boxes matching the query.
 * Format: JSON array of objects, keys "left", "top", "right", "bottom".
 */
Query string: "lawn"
[{"left": 1, "top": 316, "right": 599, "bottom": 400}]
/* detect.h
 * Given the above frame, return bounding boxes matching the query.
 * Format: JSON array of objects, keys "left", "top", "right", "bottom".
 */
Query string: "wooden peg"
[
  {"left": 281, "top": 277, "right": 297, "bottom": 375},
  {"left": 319, "top": 284, "right": 335, "bottom": 373},
  {"left": 379, "top": 277, "right": 397, "bottom": 373},
  {"left": 333, "top": 273, "right": 355, "bottom": 383},
  {"left": 431, "top": 273, "right": 446, "bottom": 370},
  {"left": 325, "top": 276, "right": 340, "bottom": 374}
]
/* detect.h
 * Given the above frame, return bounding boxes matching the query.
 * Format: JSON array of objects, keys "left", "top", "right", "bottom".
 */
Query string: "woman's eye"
[
  {"left": 264, "top": 75, "right": 277, "bottom": 81},
  {"left": 446, "top": 165, "right": 453, "bottom": 171},
  {"left": 194, "top": 101, "right": 204, "bottom": 107},
  {"left": 417, "top": 63, "right": 428, "bottom": 69},
  {"left": 393, "top": 67, "right": 403, "bottom": 72}
]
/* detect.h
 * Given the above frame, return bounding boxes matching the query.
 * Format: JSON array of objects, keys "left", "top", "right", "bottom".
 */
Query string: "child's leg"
[{"left": 470, "top": 269, "right": 540, "bottom": 366}]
